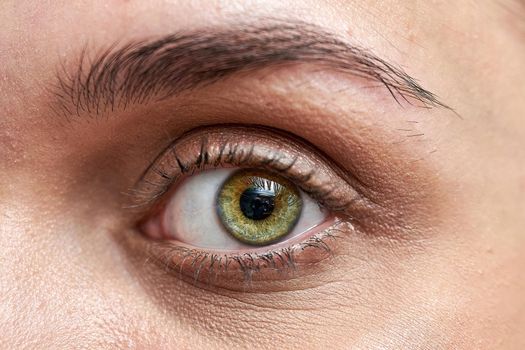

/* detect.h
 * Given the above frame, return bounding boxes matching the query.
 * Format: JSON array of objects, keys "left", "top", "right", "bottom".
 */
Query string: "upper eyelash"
[{"left": 128, "top": 128, "right": 351, "bottom": 212}]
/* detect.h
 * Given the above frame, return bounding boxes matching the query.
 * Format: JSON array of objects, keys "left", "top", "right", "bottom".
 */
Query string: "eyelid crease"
[
  {"left": 51, "top": 18, "right": 451, "bottom": 118},
  {"left": 127, "top": 125, "right": 372, "bottom": 220}
]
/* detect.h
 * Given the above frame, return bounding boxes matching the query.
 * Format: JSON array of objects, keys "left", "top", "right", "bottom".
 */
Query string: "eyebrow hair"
[{"left": 51, "top": 19, "right": 450, "bottom": 117}]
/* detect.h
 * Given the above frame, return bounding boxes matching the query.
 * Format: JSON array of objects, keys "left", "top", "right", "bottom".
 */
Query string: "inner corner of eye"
[{"left": 146, "top": 167, "right": 330, "bottom": 250}]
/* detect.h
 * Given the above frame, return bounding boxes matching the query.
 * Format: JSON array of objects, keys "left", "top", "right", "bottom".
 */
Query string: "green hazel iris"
[{"left": 217, "top": 169, "right": 303, "bottom": 246}]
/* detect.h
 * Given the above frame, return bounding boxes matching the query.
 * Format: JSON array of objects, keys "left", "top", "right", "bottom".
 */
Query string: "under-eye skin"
[{"left": 134, "top": 125, "right": 374, "bottom": 287}]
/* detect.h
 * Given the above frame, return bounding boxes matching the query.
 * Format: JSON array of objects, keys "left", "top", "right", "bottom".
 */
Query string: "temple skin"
[{"left": 1, "top": 1, "right": 525, "bottom": 349}]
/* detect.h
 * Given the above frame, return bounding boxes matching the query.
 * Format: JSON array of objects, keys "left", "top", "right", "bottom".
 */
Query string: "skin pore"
[{"left": 1, "top": 1, "right": 525, "bottom": 349}]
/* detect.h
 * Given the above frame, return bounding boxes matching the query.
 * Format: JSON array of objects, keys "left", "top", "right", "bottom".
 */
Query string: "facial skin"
[{"left": 1, "top": 0, "right": 525, "bottom": 349}]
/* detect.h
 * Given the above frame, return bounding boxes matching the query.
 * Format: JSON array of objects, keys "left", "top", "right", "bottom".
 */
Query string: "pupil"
[{"left": 239, "top": 187, "right": 276, "bottom": 220}]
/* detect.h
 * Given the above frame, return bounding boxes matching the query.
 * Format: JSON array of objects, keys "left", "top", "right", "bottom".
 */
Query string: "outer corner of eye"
[{"left": 140, "top": 167, "right": 331, "bottom": 251}]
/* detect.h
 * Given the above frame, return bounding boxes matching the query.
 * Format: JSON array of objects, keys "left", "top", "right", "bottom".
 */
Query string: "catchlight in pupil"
[
  {"left": 239, "top": 186, "right": 277, "bottom": 220},
  {"left": 217, "top": 169, "right": 303, "bottom": 246}
]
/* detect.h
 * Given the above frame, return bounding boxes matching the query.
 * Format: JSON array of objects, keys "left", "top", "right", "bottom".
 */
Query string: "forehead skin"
[{"left": 1, "top": 1, "right": 524, "bottom": 349}]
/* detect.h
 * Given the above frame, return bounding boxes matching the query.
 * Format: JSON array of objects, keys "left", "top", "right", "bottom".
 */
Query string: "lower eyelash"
[{"left": 148, "top": 221, "right": 348, "bottom": 287}]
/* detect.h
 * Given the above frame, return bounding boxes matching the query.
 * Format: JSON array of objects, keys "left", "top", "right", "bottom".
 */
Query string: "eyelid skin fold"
[
  {"left": 131, "top": 125, "right": 379, "bottom": 289},
  {"left": 132, "top": 125, "right": 372, "bottom": 217}
]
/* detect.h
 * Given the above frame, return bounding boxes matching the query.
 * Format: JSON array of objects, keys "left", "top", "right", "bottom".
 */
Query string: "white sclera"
[{"left": 163, "top": 168, "right": 328, "bottom": 250}]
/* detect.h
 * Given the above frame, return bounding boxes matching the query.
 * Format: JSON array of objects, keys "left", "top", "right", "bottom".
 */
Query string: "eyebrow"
[{"left": 51, "top": 19, "right": 449, "bottom": 117}]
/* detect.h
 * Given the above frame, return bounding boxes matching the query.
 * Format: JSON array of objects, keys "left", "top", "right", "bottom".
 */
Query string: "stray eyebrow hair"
[{"left": 52, "top": 19, "right": 449, "bottom": 117}]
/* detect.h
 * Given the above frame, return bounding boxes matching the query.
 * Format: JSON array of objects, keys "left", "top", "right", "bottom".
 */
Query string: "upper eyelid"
[
  {"left": 128, "top": 126, "right": 369, "bottom": 216},
  {"left": 50, "top": 18, "right": 450, "bottom": 119}
]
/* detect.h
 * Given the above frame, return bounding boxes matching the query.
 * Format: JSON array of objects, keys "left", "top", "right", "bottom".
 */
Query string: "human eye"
[
  {"left": 156, "top": 168, "right": 330, "bottom": 248},
  {"left": 132, "top": 125, "right": 372, "bottom": 289}
]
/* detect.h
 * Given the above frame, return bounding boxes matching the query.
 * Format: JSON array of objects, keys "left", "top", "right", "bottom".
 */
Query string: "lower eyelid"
[{"left": 147, "top": 220, "right": 351, "bottom": 290}]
